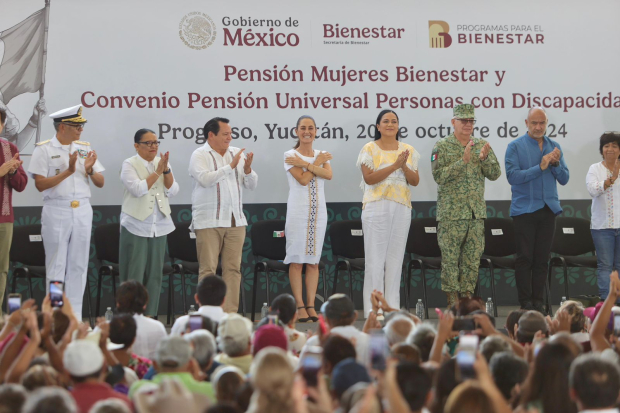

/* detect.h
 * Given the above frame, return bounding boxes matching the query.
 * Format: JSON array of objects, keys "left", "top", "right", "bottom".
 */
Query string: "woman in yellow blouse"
[{"left": 357, "top": 110, "right": 420, "bottom": 317}]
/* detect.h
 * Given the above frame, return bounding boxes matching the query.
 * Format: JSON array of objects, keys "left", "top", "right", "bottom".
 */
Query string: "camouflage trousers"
[{"left": 437, "top": 219, "right": 484, "bottom": 294}]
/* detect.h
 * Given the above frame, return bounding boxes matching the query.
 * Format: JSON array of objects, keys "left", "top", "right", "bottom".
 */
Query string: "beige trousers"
[{"left": 196, "top": 226, "right": 246, "bottom": 313}]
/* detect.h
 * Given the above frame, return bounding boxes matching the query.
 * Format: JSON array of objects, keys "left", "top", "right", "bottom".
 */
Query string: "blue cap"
[{"left": 331, "top": 358, "right": 371, "bottom": 398}]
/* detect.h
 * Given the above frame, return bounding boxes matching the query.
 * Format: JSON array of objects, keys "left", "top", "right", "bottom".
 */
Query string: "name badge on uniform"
[{"left": 51, "top": 155, "right": 60, "bottom": 159}]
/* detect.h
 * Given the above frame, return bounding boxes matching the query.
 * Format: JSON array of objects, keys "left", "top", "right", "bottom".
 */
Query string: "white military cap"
[{"left": 49, "top": 104, "right": 87, "bottom": 124}]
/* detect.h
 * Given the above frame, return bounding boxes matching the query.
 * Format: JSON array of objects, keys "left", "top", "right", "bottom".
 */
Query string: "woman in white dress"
[{"left": 283, "top": 115, "right": 333, "bottom": 322}]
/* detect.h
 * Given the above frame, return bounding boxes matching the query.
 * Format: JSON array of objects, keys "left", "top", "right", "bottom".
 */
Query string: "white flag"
[{"left": 0, "top": 9, "right": 46, "bottom": 104}]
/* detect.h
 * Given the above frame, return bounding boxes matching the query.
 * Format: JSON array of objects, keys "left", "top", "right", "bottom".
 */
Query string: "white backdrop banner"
[{"left": 2, "top": 0, "right": 619, "bottom": 207}]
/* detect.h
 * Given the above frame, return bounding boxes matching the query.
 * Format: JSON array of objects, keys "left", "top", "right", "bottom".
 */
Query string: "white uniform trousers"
[
  {"left": 362, "top": 199, "right": 411, "bottom": 317},
  {"left": 41, "top": 199, "right": 93, "bottom": 320}
]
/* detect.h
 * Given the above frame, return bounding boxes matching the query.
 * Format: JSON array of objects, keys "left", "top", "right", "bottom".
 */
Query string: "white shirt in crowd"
[
  {"left": 586, "top": 161, "right": 620, "bottom": 230},
  {"left": 300, "top": 325, "right": 369, "bottom": 364},
  {"left": 170, "top": 305, "right": 226, "bottom": 336},
  {"left": 188, "top": 142, "right": 257, "bottom": 230},
  {"left": 120, "top": 156, "right": 180, "bottom": 237},
  {"left": 132, "top": 314, "right": 168, "bottom": 360},
  {"left": 284, "top": 325, "right": 307, "bottom": 355}
]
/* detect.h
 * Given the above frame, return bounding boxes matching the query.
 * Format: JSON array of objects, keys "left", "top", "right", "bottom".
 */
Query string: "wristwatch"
[{"left": 163, "top": 169, "right": 171, "bottom": 175}]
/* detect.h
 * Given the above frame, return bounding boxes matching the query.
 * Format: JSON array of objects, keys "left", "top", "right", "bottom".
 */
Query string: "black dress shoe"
[
  {"left": 297, "top": 306, "right": 311, "bottom": 323},
  {"left": 532, "top": 302, "right": 548, "bottom": 316},
  {"left": 520, "top": 301, "right": 535, "bottom": 311},
  {"left": 306, "top": 306, "right": 319, "bottom": 322}
]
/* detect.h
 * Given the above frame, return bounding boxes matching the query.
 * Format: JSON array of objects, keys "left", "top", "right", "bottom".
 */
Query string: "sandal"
[
  {"left": 306, "top": 306, "right": 319, "bottom": 322},
  {"left": 297, "top": 307, "right": 311, "bottom": 323}
]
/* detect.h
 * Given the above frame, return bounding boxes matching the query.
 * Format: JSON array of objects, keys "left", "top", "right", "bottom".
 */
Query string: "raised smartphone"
[
  {"left": 49, "top": 281, "right": 64, "bottom": 308},
  {"left": 7, "top": 293, "right": 21, "bottom": 314}
]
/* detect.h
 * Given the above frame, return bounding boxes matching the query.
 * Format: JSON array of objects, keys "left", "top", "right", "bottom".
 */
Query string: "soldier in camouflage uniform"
[{"left": 431, "top": 104, "right": 501, "bottom": 307}]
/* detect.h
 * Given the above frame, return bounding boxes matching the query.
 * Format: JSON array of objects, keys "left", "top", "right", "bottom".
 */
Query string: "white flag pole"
[{"left": 35, "top": 0, "right": 50, "bottom": 144}]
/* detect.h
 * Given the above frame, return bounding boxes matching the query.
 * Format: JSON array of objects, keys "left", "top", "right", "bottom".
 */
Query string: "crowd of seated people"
[{"left": 2, "top": 272, "right": 620, "bottom": 413}]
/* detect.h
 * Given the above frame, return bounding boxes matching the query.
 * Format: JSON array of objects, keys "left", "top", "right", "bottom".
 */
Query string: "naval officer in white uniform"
[{"left": 28, "top": 105, "right": 105, "bottom": 319}]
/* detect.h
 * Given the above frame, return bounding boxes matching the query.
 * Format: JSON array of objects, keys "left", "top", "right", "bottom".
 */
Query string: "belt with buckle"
[{"left": 70, "top": 201, "right": 80, "bottom": 208}]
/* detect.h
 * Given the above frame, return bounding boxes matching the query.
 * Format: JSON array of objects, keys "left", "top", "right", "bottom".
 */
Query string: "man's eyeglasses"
[
  {"left": 138, "top": 141, "right": 161, "bottom": 147},
  {"left": 64, "top": 124, "right": 85, "bottom": 131},
  {"left": 457, "top": 119, "right": 476, "bottom": 125}
]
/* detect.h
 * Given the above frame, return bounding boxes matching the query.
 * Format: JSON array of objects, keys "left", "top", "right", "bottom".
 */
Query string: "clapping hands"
[
  {"left": 541, "top": 148, "right": 561, "bottom": 170},
  {"left": 393, "top": 149, "right": 409, "bottom": 170},
  {"left": 84, "top": 151, "right": 98, "bottom": 174},
  {"left": 479, "top": 142, "right": 491, "bottom": 161},
  {"left": 0, "top": 153, "right": 22, "bottom": 177}
]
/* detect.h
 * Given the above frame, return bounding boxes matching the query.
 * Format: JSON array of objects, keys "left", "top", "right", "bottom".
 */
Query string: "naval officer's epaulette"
[
  {"left": 74, "top": 141, "right": 90, "bottom": 146},
  {"left": 35, "top": 140, "right": 51, "bottom": 146}
]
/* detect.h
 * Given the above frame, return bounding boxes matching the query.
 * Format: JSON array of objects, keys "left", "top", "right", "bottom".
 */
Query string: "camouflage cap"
[{"left": 453, "top": 103, "right": 475, "bottom": 119}]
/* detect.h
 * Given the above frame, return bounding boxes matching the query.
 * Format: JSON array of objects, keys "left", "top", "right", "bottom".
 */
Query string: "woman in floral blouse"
[{"left": 109, "top": 313, "right": 153, "bottom": 379}]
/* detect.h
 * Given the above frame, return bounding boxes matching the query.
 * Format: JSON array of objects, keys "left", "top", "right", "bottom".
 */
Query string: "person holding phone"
[
  {"left": 283, "top": 115, "right": 332, "bottom": 322},
  {"left": 119, "top": 128, "right": 179, "bottom": 317},
  {"left": 432, "top": 104, "right": 501, "bottom": 308},
  {"left": 358, "top": 110, "right": 420, "bottom": 318},
  {"left": 28, "top": 105, "right": 105, "bottom": 320},
  {"left": 0, "top": 107, "right": 27, "bottom": 316}
]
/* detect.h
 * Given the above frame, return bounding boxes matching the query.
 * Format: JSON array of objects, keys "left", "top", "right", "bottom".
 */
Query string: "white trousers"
[
  {"left": 42, "top": 200, "right": 93, "bottom": 321},
  {"left": 362, "top": 199, "right": 411, "bottom": 317}
]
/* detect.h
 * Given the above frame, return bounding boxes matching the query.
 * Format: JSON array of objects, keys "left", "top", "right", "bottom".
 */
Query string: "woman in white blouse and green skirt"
[{"left": 119, "top": 129, "right": 179, "bottom": 316}]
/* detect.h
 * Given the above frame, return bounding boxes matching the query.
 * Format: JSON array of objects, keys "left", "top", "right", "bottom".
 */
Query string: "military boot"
[{"left": 445, "top": 292, "right": 459, "bottom": 309}]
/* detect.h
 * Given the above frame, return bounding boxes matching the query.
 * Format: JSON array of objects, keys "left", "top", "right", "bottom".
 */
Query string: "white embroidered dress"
[{"left": 283, "top": 149, "right": 329, "bottom": 264}]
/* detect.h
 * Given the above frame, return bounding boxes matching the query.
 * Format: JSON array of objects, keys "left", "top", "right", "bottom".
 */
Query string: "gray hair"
[
  {"left": 0, "top": 384, "right": 27, "bottom": 413},
  {"left": 479, "top": 335, "right": 512, "bottom": 362},
  {"left": 22, "top": 387, "right": 78, "bottom": 413},
  {"left": 526, "top": 106, "right": 547, "bottom": 119},
  {"left": 88, "top": 399, "right": 131, "bottom": 413},
  {"left": 385, "top": 315, "right": 415, "bottom": 346},
  {"left": 406, "top": 324, "right": 437, "bottom": 362},
  {"left": 218, "top": 335, "right": 250, "bottom": 357},
  {"left": 184, "top": 329, "right": 217, "bottom": 370}
]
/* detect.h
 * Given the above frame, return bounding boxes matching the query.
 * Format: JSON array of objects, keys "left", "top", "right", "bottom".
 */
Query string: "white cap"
[
  {"left": 49, "top": 104, "right": 87, "bottom": 124},
  {"left": 217, "top": 314, "right": 253, "bottom": 341},
  {"left": 63, "top": 340, "right": 104, "bottom": 377},
  {"left": 83, "top": 328, "right": 124, "bottom": 351},
  {"left": 155, "top": 336, "right": 192, "bottom": 367}
]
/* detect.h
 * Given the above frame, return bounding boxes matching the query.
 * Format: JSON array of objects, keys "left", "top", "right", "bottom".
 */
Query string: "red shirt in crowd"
[{"left": 70, "top": 382, "right": 133, "bottom": 413}]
